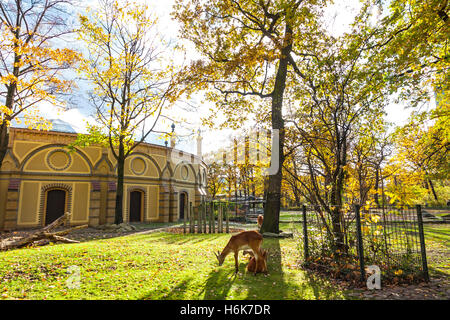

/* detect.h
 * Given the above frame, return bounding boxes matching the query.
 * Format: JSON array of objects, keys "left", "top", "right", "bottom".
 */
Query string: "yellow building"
[{"left": 0, "top": 127, "right": 207, "bottom": 230}]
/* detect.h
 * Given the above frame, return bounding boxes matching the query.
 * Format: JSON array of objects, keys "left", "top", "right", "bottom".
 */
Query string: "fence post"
[
  {"left": 216, "top": 202, "right": 220, "bottom": 233},
  {"left": 212, "top": 202, "right": 216, "bottom": 233},
  {"left": 189, "top": 202, "right": 193, "bottom": 233},
  {"left": 198, "top": 203, "right": 202, "bottom": 234},
  {"left": 354, "top": 204, "right": 366, "bottom": 283},
  {"left": 226, "top": 204, "right": 229, "bottom": 233},
  {"left": 208, "top": 202, "right": 212, "bottom": 233},
  {"left": 203, "top": 202, "right": 208, "bottom": 233},
  {"left": 183, "top": 201, "right": 187, "bottom": 234},
  {"left": 416, "top": 205, "right": 430, "bottom": 282},
  {"left": 302, "top": 205, "right": 309, "bottom": 262},
  {"left": 218, "top": 202, "right": 223, "bottom": 233},
  {"left": 201, "top": 201, "right": 204, "bottom": 233}
]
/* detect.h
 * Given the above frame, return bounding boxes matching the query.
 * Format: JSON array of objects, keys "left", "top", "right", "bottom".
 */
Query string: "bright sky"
[{"left": 33, "top": 0, "right": 426, "bottom": 156}]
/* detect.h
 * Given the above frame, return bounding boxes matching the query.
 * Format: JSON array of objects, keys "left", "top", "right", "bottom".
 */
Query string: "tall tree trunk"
[
  {"left": 0, "top": 123, "right": 10, "bottom": 168},
  {"left": 260, "top": 26, "right": 291, "bottom": 234},
  {"left": 330, "top": 174, "right": 345, "bottom": 252},
  {"left": 0, "top": 79, "right": 18, "bottom": 168},
  {"left": 329, "top": 134, "right": 347, "bottom": 252},
  {"left": 114, "top": 142, "right": 125, "bottom": 224}
]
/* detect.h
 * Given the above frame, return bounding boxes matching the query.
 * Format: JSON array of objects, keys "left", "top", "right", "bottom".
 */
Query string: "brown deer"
[
  {"left": 257, "top": 214, "right": 263, "bottom": 229},
  {"left": 244, "top": 249, "right": 268, "bottom": 274},
  {"left": 214, "top": 230, "right": 264, "bottom": 274}
]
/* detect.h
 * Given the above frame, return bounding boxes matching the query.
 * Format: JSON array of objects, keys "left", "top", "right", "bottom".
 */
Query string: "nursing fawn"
[{"left": 214, "top": 230, "right": 264, "bottom": 274}]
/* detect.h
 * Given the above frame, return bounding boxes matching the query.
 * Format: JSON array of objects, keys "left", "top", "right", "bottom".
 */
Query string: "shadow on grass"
[
  {"left": 202, "top": 268, "right": 239, "bottom": 299},
  {"left": 136, "top": 234, "right": 351, "bottom": 300},
  {"left": 148, "top": 233, "right": 224, "bottom": 245},
  {"left": 244, "top": 238, "right": 287, "bottom": 299},
  {"left": 424, "top": 229, "right": 450, "bottom": 243},
  {"left": 200, "top": 238, "right": 348, "bottom": 300},
  {"left": 428, "top": 266, "right": 450, "bottom": 278}
]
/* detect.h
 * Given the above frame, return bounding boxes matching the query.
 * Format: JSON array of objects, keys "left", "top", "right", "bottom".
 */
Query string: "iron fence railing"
[{"left": 290, "top": 204, "right": 429, "bottom": 284}]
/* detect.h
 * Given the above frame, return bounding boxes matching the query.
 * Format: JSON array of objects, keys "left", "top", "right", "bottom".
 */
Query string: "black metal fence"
[{"left": 292, "top": 204, "right": 429, "bottom": 284}]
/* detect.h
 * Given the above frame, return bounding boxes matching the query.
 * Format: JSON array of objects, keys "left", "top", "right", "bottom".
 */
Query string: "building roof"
[{"left": 48, "top": 119, "right": 77, "bottom": 133}]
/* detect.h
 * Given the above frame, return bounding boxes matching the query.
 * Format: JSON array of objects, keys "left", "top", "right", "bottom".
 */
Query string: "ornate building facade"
[{"left": 0, "top": 127, "right": 207, "bottom": 230}]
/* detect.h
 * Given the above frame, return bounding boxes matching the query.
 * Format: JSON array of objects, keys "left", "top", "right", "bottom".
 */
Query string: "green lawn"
[
  {"left": 420, "top": 224, "right": 450, "bottom": 277},
  {"left": 1, "top": 216, "right": 447, "bottom": 300},
  {"left": 0, "top": 229, "right": 348, "bottom": 300}
]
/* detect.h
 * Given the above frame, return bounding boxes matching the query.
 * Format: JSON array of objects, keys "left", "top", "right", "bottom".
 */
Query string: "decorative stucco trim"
[
  {"left": 46, "top": 149, "right": 72, "bottom": 171},
  {"left": 130, "top": 156, "right": 147, "bottom": 176},
  {"left": 173, "top": 161, "right": 197, "bottom": 184},
  {"left": 20, "top": 144, "right": 93, "bottom": 174},
  {"left": 128, "top": 152, "right": 162, "bottom": 178},
  {"left": 93, "top": 153, "right": 114, "bottom": 172},
  {"left": 5, "top": 148, "right": 20, "bottom": 169}
]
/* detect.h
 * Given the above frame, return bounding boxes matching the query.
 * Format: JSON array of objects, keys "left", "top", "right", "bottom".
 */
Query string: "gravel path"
[{"left": 346, "top": 277, "right": 450, "bottom": 300}]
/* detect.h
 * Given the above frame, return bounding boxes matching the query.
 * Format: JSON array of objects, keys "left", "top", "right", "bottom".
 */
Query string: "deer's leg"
[
  {"left": 234, "top": 252, "right": 239, "bottom": 273},
  {"left": 254, "top": 256, "right": 260, "bottom": 275}
]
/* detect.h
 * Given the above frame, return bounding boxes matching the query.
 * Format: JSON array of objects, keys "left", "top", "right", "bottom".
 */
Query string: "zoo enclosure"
[{"left": 182, "top": 200, "right": 235, "bottom": 234}]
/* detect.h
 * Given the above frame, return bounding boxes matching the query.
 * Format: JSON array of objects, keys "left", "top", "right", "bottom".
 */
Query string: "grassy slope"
[
  {"left": 1, "top": 214, "right": 446, "bottom": 300},
  {"left": 0, "top": 230, "right": 347, "bottom": 300}
]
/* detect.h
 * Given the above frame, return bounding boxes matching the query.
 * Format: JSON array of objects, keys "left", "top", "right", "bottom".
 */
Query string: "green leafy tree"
[{"left": 173, "top": 0, "right": 325, "bottom": 233}]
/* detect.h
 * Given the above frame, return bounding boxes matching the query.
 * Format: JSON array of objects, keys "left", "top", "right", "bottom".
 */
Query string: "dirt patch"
[
  {"left": 346, "top": 277, "right": 450, "bottom": 300},
  {"left": 164, "top": 226, "right": 245, "bottom": 234}
]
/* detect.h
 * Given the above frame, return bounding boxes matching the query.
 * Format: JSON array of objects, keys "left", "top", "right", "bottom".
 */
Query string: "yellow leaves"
[
  {"left": 0, "top": 74, "right": 18, "bottom": 84},
  {"left": 369, "top": 214, "right": 381, "bottom": 223},
  {"left": 0, "top": 105, "right": 13, "bottom": 117},
  {"left": 0, "top": 105, "right": 13, "bottom": 126},
  {"left": 362, "top": 226, "right": 370, "bottom": 235},
  {"left": 0, "top": 13, "right": 79, "bottom": 131},
  {"left": 394, "top": 269, "right": 403, "bottom": 276}
]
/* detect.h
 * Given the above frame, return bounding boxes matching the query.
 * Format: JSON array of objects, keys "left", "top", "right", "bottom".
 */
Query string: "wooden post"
[
  {"left": 217, "top": 203, "right": 221, "bottom": 233},
  {"left": 206, "top": 204, "right": 211, "bottom": 233},
  {"left": 198, "top": 203, "right": 202, "bottom": 234},
  {"left": 221, "top": 202, "right": 223, "bottom": 232},
  {"left": 203, "top": 201, "right": 207, "bottom": 233},
  {"left": 219, "top": 202, "right": 223, "bottom": 233},
  {"left": 189, "top": 202, "right": 194, "bottom": 233},
  {"left": 183, "top": 201, "right": 187, "bottom": 234},
  {"left": 208, "top": 201, "right": 212, "bottom": 234},
  {"left": 212, "top": 202, "right": 216, "bottom": 233}
]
